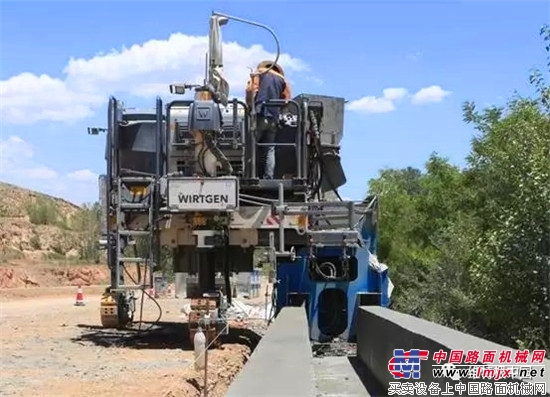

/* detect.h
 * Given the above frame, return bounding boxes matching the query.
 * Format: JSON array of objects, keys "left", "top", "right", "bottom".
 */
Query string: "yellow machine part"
[
  {"left": 129, "top": 185, "right": 148, "bottom": 196},
  {"left": 297, "top": 214, "right": 308, "bottom": 230},
  {"left": 100, "top": 292, "right": 130, "bottom": 328},
  {"left": 192, "top": 213, "right": 207, "bottom": 227}
]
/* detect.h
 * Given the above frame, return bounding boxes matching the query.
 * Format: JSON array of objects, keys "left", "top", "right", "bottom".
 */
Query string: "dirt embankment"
[
  {"left": 0, "top": 260, "right": 111, "bottom": 289},
  {"left": 0, "top": 182, "right": 115, "bottom": 295},
  {"left": 0, "top": 260, "right": 143, "bottom": 303},
  {"left": 0, "top": 182, "right": 100, "bottom": 262}
]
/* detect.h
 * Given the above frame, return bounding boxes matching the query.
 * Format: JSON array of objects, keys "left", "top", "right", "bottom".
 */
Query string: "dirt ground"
[
  {"left": 0, "top": 263, "right": 270, "bottom": 397},
  {"left": 0, "top": 259, "right": 124, "bottom": 289}
]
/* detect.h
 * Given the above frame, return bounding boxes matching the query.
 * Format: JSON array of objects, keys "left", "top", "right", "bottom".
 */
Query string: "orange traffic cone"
[{"left": 74, "top": 285, "right": 85, "bottom": 306}]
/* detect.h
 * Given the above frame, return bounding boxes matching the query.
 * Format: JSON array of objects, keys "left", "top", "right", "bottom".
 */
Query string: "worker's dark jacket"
[{"left": 246, "top": 68, "right": 291, "bottom": 120}]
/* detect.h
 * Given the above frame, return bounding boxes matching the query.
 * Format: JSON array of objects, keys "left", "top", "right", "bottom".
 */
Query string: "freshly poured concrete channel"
[
  {"left": 225, "top": 305, "right": 550, "bottom": 396},
  {"left": 224, "top": 306, "right": 371, "bottom": 397},
  {"left": 313, "top": 356, "right": 372, "bottom": 396},
  {"left": 225, "top": 306, "right": 317, "bottom": 397}
]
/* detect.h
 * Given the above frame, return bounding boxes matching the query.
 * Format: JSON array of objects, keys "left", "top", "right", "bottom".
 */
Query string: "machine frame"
[{"left": 89, "top": 11, "right": 391, "bottom": 345}]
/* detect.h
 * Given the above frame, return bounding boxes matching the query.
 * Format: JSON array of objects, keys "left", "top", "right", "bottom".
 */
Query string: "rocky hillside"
[{"left": 0, "top": 182, "right": 100, "bottom": 263}]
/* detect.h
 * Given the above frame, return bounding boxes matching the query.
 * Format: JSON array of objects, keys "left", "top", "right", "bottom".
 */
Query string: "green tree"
[
  {"left": 72, "top": 202, "right": 101, "bottom": 262},
  {"left": 460, "top": 25, "right": 550, "bottom": 349},
  {"left": 368, "top": 24, "right": 550, "bottom": 350}
]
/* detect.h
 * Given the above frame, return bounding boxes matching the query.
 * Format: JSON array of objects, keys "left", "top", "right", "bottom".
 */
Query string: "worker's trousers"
[{"left": 256, "top": 117, "right": 278, "bottom": 179}]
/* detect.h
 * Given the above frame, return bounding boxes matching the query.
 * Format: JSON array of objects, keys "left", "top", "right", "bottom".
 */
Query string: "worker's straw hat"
[{"left": 257, "top": 60, "right": 285, "bottom": 76}]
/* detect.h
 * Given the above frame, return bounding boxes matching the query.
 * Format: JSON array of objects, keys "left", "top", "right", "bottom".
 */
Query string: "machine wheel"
[{"left": 100, "top": 291, "right": 132, "bottom": 328}]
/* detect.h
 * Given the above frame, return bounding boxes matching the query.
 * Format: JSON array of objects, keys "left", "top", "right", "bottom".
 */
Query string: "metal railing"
[{"left": 251, "top": 99, "right": 302, "bottom": 179}]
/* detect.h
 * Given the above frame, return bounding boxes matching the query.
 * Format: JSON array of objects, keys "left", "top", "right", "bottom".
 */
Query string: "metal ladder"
[{"left": 111, "top": 175, "right": 157, "bottom": 292}]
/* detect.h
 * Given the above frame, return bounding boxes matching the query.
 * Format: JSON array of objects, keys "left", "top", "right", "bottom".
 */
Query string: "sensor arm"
[{"left": 211, "top": 11, "right": 281, "bottom": 77}]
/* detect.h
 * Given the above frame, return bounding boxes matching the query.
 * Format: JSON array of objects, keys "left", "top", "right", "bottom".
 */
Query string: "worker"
[{"left": 245, "top": 60, "right": 292, "bottom": 179}]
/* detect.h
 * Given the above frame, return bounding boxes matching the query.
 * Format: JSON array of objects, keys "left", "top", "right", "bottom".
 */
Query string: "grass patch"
[
  {"left": 0, "top": 248, "right": 25, "bottom": 262},
  {"left": 43, "top": 252, "right": 66, "bottom": 261},
  {"left": 70, "top": 203, "right": 101, "bottom": 262},
  {"left": 25, "top": 197, "right": 67, "bottom": 227},
  {"left": 29, "top": 232, "right": 41, "bottom": 250},
  {"left": 0, "top": 203, "right": 8, "bottom": 217},
  {"left": 42, "top": 252, "right": 91, "bottom": 264}
]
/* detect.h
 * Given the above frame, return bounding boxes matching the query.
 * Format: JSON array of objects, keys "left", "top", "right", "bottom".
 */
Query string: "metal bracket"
[
  {"left": 269, "top": 231, "right": 298, "bottom": 262},
  {"left": 88, "top": 127, "right": 107, "bottom": 135},
  {"left": 272, "top": 183, "right": 299, "bottom": 260},
  {"left": 193, "top": 230, "right": 224, "bottom": 249}
]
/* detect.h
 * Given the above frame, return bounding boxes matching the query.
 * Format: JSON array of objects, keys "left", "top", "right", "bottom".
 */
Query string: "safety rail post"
[
  {"left": 231, "top": 98, "right": 239, "bottom": 148},
  {"left": 230, "top": 100, "right": 250, "bottom": 178},
  {"left": 277, "top": 182, "right": 285, "bottom": 254},
  {"left": 115, "top": 179, "right": 122, "bottom": 289},
  {"left": 301, "top": 97, "right": 309, "bottom": 183},
  {"left": 109, "top": 96, "right": 123, "bottom": 290},
  {"left": 106, "top": 98, "right": 115, "bottom": 290},
  {"left": 154, "top": 97, "right": 164, "bottom": 289},
  {"left": 165, "top": 101, "right": 172, "bottom": 157},
  {"left": 234, "top": 100, "right": 250, "bottom": 146},
  {"left": 347, "top": 201, "right": 355, "bottom": 230}
]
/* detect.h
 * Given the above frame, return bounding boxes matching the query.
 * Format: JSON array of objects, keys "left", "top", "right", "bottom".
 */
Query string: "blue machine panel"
[
  {"left": 276, "top": 246, "right": 390, "bottom": 342},
  {"left": 274, "top": 199, "right": 392, "bottom": 342}
]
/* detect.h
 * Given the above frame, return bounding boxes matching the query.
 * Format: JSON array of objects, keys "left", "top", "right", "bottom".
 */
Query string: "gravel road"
[{"left": 0, "top": 289, "right": 263, "bottom": 397}]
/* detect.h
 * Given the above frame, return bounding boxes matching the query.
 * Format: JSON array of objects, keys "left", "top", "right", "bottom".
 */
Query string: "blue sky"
[{"left": 1, "top": 0, "right": 548, "bottom": 205}]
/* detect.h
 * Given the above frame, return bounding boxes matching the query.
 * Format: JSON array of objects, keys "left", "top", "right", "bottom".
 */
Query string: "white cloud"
[
  {"left": 411, "top": 85, "right": 451, "bottom": 105},
  {"left": 382, "top": 88, "right": 408, "bottom": 101},
  {"left": 347, "top": 96, "right": 395, "bottom": 113},
  {"left": 0, "top": 33, "right": 309, "bottom": 125},
  {"left": 0, "top": 135, "right": 99, "bottom": 203},
  {"left": 1, "top": 73, "right": 103, "bottom": 125},
  {"left": 347, "top": 85, "right": 451, "bottom": 114},
  {"left": 347, "top": 87, "right": 409, "bottom": 114},
  {"left": 67, "top": 169, "right": 98, "bottom": 182},
  {"left": 27, "top": 166, "right": 58, "bottom": 180},
  {"left": 0, "top": 135, "right": 58, "bottom": 180}
]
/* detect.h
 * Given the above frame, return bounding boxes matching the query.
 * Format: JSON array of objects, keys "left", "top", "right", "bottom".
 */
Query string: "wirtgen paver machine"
[{"left": 90, "top": 12, "right": 391, "bottom": 346}]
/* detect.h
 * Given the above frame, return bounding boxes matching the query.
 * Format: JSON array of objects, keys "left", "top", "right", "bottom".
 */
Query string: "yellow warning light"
[{"left": 129, "top": 186, "right": 148, "bottom": 196}]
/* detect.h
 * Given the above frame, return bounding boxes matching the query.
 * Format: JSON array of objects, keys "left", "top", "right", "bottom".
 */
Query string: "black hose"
[
  {"left": 268, "top": 283, "right": 277, "bottom": 325},
  {"left": 307, "top": 111, "right": 325, "bottom": 200},
  {"left": 198, "top": 144, "right": 208, "bottom": 175},
  {"left": 122, "top": 263, "right": 163, "bottom": 334},
  {"left": 307, "top": 110, "right": 343, "bottom": 202},
  {"left": 133, "top": 244, "right": 142, "bottom": 284},
  {"left": 204, "top": 133, "right": 233, "bottom": 174}
]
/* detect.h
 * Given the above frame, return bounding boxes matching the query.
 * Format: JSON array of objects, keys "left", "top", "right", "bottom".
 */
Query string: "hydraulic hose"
[{"left": 307, "top": 110, "right": 343, "bottom": 201}]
